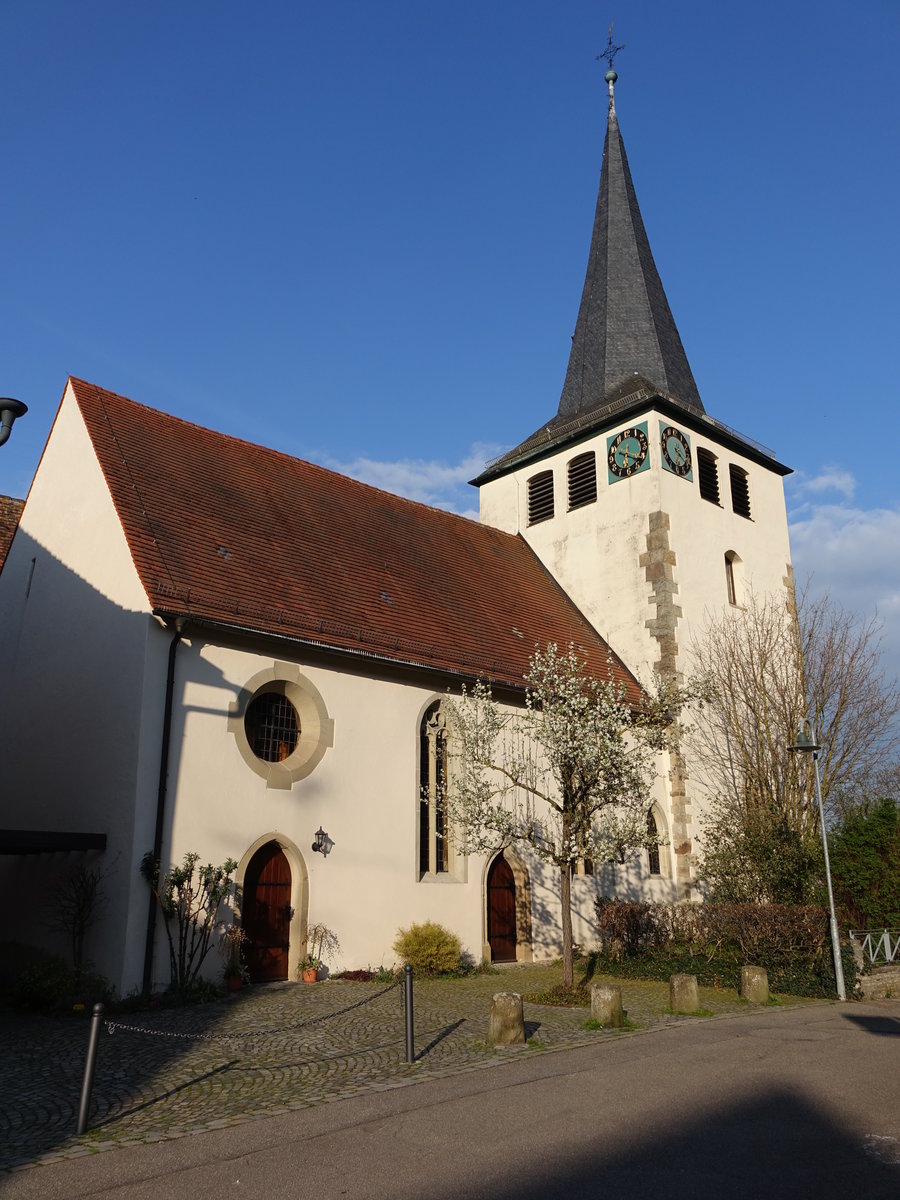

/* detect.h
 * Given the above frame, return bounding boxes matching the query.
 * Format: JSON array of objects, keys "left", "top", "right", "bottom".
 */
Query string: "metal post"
[
  {"left": 812, "top": 750, "right": 847, "bottom": 1001},
  {"left": 76, "top": 1002, "right": 105, "bottom": 1135},
  {"left": 404, "top": 965, "right": 415, "bottom": 1063}
]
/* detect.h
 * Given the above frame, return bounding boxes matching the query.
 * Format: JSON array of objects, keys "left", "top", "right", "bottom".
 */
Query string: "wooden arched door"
[
  {"left": 487, "top": 855, "right": 517, "bottom": 962},
  {"left": 243, "top": 842, "right": 292, "bottom": 981}
]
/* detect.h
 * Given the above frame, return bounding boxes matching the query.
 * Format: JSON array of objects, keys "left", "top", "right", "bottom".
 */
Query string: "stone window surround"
[
  {"left": 647, "top": 804, "right": 672, "bottom": 879},
  {"left": 416, "top": 697, "right": 466, "bottom": 883},
  {"left": 227, "top": 662, "right": 334, "bottom": 790}
]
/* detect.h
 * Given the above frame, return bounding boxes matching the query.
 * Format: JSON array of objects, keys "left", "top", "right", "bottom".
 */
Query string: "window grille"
[
  {"left": 567, "top": 451, "right": 597, "bottom": 510},
  {"left": 527, "top": 470, "right": 554, "bottom": 525},
  {"left": 729, "top": 464, "right": 751, "bottom": 519},
  {"left": 245, "top": 693, "right": 300, "bottom": 763},
  {"left": 697, "top": 448, "right": 720, "bottom": 505}
]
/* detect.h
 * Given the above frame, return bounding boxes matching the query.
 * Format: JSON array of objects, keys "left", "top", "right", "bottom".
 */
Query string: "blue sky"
[{"left": 2, "top": 1, "right": 898, "bottom": 677}]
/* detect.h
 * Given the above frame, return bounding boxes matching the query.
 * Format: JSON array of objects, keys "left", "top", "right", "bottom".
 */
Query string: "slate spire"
[{"left": 557, "top": 68, "right": 703, "bottom": 420}]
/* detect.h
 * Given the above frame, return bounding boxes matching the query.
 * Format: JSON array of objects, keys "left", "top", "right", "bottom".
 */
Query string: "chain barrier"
[
  {"left": 79, "top": 971, "right": 417, "bottom": 1136},
  {"left": 104, "top": 979, "right": 402, "bottom": 1044}
]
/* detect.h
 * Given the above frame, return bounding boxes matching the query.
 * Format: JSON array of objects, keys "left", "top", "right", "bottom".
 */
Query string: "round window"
[{"left": 244, "top": 692, "right": 300, "bottom": 763}]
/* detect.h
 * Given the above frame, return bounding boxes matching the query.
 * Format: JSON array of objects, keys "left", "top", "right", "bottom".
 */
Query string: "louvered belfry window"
[
  {"left": 527, "top": 470, "right": 555, "bottom": 525},
  {"left": 729, "top": 465, "right": 751, "bottom": 519},
  {"left": 567, "top": 451, "right": 597, "bottom": 510},
  {"left": 697, "top": 448, "right": 720, "bottom": 505}
]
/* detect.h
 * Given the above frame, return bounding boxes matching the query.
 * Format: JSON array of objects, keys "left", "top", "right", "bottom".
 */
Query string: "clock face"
[
  {"left": 607, "top": 424, "right": 650, "bottom": 480},
  {"left": 660, "top": 424, "right": 692, "bottom": 478}
]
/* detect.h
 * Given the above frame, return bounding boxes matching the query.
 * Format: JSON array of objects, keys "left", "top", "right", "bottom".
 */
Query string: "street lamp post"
[
  {"left": 789, "top": 720, "right": 847, "bottom": 1000},
  {"left": 0, "top": 398, "right": 28, "bottom": 448}
]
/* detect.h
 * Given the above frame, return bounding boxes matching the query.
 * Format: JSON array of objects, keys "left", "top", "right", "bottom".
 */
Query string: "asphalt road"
[{"left": 3, "top": 1001, "right": 898, "bottom": 1200}]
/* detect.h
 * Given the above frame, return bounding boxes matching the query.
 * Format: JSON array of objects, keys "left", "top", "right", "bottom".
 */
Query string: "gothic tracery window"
[{"left": 419, "top": 702, "right": 451, "bottom": 875}]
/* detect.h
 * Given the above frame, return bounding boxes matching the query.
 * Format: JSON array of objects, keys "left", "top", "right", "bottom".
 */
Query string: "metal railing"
[{"left": 849, "top": 930, "right": 900, "bottom": 967}]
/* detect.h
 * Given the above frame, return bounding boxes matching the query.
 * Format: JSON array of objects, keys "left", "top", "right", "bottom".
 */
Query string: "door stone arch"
[
  {"left": 235, "top": 833, "right": 309, "bottom": 981},
  {"left": 482, "top": 849, "right": 533, "bottom": 964}
]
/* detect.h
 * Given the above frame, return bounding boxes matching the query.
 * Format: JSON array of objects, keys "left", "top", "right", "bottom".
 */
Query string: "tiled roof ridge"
[{"left": 69, "top": 376, "right": 485, "bottom": 536}]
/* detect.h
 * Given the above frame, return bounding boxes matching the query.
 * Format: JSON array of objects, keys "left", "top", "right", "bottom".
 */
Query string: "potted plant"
[
  {"left": 298, "top": 922, "right": 339, "bottom": 983},
  {"left": 219, "top": 923, "right": 249, "bottom": 991}
]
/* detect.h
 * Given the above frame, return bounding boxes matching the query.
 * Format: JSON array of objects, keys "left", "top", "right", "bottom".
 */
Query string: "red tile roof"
[
  {"left": 0, "top": 496, "right": 24, "bottom": 571},
  {"left": 70, "top": 377, "right": 642, "bottom": 701}
]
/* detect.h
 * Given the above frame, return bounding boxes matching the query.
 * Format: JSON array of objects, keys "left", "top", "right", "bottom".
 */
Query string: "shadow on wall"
[{"left": 0, "top": 525, "right": 235, "bottom": 992}]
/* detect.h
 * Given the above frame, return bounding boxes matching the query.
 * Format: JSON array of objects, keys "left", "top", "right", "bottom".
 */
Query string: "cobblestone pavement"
[{"left": 0, "top": 965, "right": 820, "bottom": 1172}]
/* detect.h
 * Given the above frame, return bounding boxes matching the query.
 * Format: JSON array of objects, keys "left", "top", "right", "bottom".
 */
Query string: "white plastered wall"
[
  {"left": 144, "top": 636, "right": 680, "bottom": 990},
  {"left": 0, "top": 383, "right": 168, "bottom": 993}
]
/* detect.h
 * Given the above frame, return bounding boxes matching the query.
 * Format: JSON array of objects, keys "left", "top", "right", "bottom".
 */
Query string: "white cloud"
[
  {"left": 787, "top": 465, "right": 856, "bottom": 504},
  {"left": 321, "top": 443, "right": 500, "bottom": 522},
  {"left": 789, "top": 502, "right": 900, "bottom": 680}
]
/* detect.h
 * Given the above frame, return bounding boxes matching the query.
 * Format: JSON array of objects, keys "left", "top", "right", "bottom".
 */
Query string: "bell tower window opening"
[
  {"left": 729, "top": 464, "right": 751, "bottom": 519},
  {"left": 567, "top": 451, "right": 597, "bottom": 510},
  {"left": 527, "top": 470, "right": 554, "bottom": 525},
  {"left": 725, "top": 551, "right": 737, "bottom": 606},
  {"left": 697, "top": 448, "right": 720, "bottom": 505}
]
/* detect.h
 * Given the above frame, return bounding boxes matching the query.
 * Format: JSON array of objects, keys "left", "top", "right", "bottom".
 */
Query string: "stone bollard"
[
  {"left": 488, "top": 992, "right": 526, "bottom": 1045},
  {"left": 669, "top": 973, "right": 699, "bottom": 1014},
  {"left": 590, "top": 983, "right": 624, "bottom": 1027},
  {"left": 740, "top": 965, "right": 769, "bottom": 1004}
]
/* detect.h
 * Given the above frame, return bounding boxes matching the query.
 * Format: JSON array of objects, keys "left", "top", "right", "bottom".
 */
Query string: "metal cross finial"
[{"left": 596, "top": 23, "right": 626, "bottom": 72}]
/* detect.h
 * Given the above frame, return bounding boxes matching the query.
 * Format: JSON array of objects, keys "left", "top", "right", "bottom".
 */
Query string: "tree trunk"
[{"left": 559, "top": 861, "right": 574, "bottom": 988}]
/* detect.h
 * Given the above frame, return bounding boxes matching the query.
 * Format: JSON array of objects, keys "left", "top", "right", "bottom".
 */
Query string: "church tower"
[{"left": 475, "top": 63, "right": 794, "bottom": 890}]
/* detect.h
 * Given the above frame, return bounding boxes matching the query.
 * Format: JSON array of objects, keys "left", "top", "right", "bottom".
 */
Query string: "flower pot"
[
  {"left": 301, "top": 965, "right": 318, "bottom": 983},
  {"left": 226, "top": 974, "right": 244, "bottom": 992}
]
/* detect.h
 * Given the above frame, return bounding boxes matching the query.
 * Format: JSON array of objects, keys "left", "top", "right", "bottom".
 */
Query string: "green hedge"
[{"left": 592, "top": 898, "right": 856, "bottom": 998}]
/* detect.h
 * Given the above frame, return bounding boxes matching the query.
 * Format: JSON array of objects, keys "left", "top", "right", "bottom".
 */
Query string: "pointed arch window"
[
  {"left": 647, "top": 810, "right": 661, "bottom": 876},
  {"left": 567, "top": 452, "right": 597, "bottom": 510},
  {"left": 420, "top": 702, "right": 451, "bottom": 877}
]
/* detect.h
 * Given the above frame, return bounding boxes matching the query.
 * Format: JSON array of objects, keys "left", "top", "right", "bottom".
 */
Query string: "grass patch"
[
  {"left": 523, "top": 983, "right": 591, "bottom": 1007},
  {"left": 582, "top": 1016, "right": 641, "bottom": 1032},
  {"left": 665, "top": 1006, "right": 714, "bottom": 1018}
]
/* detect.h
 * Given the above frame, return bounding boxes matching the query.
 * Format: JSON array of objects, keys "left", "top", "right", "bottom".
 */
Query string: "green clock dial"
[
  {"left": 607, "top": 426, "right": 649, "bottom": 479},
  {"left": 660, "top": 425, "right": 692, "bottom": 477}
]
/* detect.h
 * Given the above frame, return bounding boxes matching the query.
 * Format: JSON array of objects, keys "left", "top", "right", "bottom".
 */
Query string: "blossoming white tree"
[{"left": 444, "top": 643, "right": 677, "bottom": 987}]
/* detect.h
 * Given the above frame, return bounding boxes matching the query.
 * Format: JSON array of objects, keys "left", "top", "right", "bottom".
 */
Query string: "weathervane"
[{"left": 596, "top": 23, "right": 626, "bottom": 74}]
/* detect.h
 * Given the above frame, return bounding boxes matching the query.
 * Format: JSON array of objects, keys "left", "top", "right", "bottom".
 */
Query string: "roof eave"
[{"left": 473, "top": 390, "right": 791, "bottom": 485}]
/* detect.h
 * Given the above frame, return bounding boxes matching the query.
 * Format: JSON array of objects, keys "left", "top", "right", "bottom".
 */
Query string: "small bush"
[
  {"left": 393, "top": 921, "right": 466, "bottom": 975},
  {"left": 13, "top": 954, "right": 112, "bottom": 1011},
  {"left": 591, "top": 898, "right": 857, "bottom": 998}
]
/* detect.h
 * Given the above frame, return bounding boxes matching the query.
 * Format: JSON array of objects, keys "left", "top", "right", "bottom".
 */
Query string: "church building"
[{"left": 0, "top": 67, "right": 793, "bottom": 995}]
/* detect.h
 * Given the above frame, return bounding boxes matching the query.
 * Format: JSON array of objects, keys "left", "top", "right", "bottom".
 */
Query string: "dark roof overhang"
[{"left": 472, "top": 380, "right": 792, "bottom": 486}]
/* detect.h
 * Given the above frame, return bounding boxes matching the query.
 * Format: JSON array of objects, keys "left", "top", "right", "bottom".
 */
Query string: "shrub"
[
  {"left": 12, "top": 953, "right": 112, "bottom": 1011},
  {"left": 591, "top": 897, "right": 856, "bottom": 998},
  {"left": 393, "top": 921, "right": 466, "bottom": 975}
]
